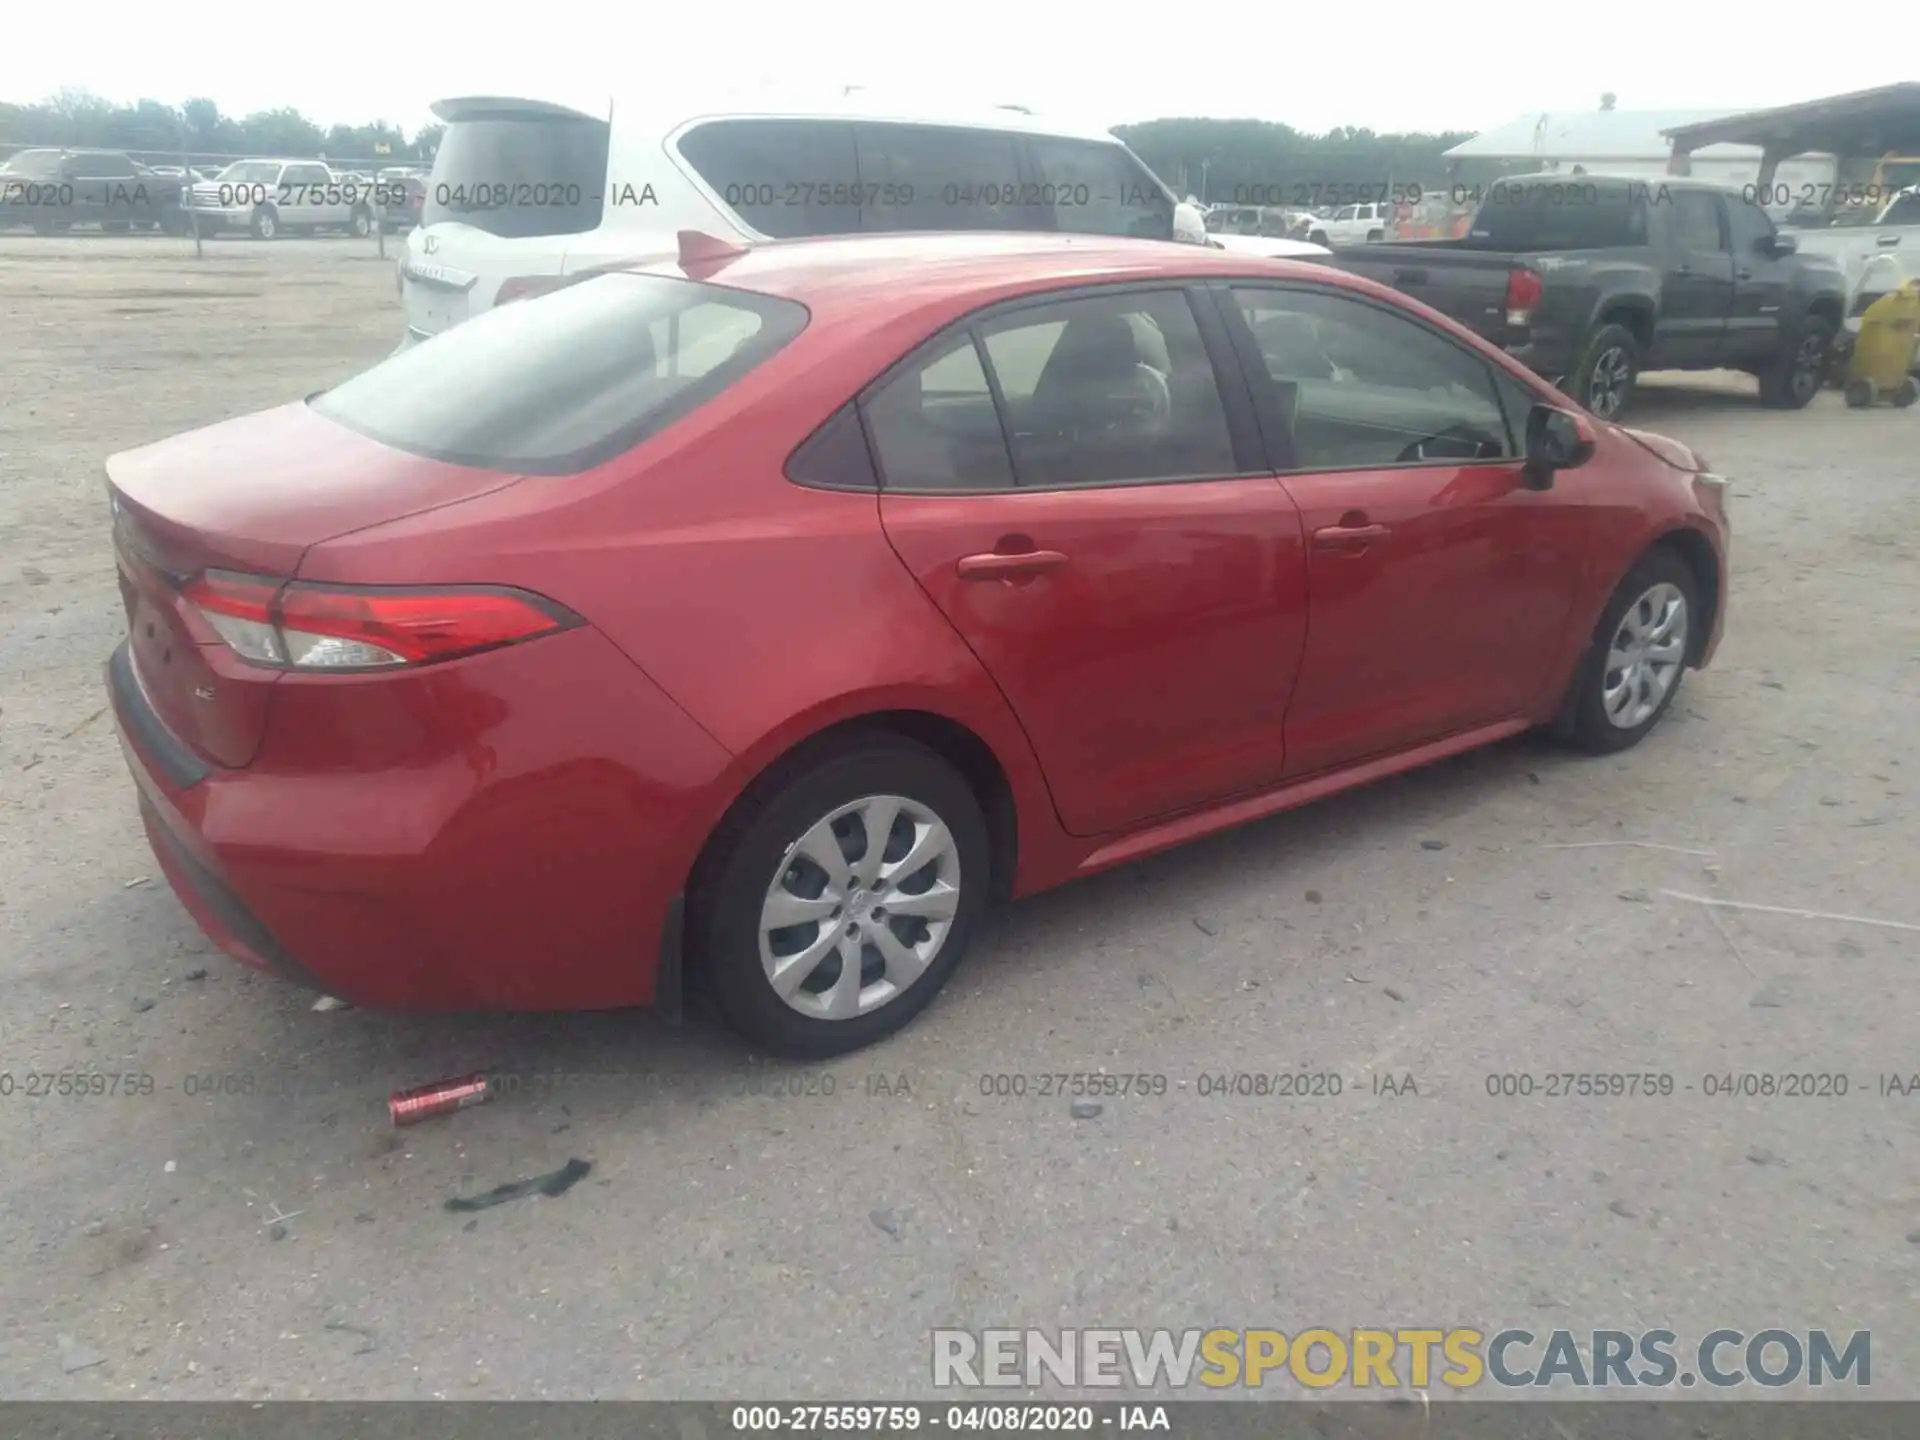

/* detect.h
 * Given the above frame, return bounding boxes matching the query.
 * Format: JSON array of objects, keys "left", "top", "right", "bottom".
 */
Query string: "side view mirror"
[
  {"left": 1523, "top": 403, "right": 1596, "bottom": 489},
  {"left": 1763, "top": 232, "right": 1797, "bottom": 257}
]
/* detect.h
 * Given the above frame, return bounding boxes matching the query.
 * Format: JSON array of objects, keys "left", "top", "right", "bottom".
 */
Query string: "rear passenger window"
[
  {"left": 864, "top": 336, "right": 1016, "bottom": 493},
  {"left": 1023, "top": 136, "right": 1175, "bottom": 241},
  {"left": 855, "top": 124, "right": 1038, "bottom": 231},
  {"left": 676, "top": 119, "right": 862, "bottom": 238},
  {"left": 980, "top": 289, "right": 1235, "bottom": 487},
  {"left": 787, "top": 404, "right": 880, "bottom": 491}
]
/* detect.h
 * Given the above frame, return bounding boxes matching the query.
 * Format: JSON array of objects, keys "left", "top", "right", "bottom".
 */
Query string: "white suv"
[
  {"left": 1306, "top": 201, "right": 1391, "bottom": 247},
  {"left": 396, "top": 93, "right": 1210, "bottom": 350}
]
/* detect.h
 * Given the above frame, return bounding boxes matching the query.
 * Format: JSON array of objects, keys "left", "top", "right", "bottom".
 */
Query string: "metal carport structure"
[{"left": 1663, "top": 83, "right": 1920, "bottom": 189}]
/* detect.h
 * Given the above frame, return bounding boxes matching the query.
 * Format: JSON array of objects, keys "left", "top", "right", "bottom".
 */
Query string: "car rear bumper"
[{"left": 106, "top": 628, "right": 734, "bottom": 1012}]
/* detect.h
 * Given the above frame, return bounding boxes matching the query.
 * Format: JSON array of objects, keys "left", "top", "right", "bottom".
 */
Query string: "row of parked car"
[{"left": 0, "top": 148, "right": 428, "bottom": 237}]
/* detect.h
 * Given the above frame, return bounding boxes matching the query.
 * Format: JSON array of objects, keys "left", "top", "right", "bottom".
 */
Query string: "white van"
[{"left": 397, "top": 93, "right": 1209, "bottom": 349}]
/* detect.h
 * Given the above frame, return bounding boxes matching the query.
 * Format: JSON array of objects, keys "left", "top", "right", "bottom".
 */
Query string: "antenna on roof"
[{"left": 678, "top": 230, "right": 749, "bottom": 277}]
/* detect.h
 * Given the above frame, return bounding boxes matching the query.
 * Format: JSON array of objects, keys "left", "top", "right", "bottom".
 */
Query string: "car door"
[
  {"left": 1722, "top": 193, "right": 1793, "bottom": 364},
  {"left": 281, "top": 162, "right": 336, "bottom": 230},
  {"left": 1655, "top": 189, "right": 1735, "bottom": 366},
  {"left": 61, "top": 154, "right": 114, "bottom": 225},
  {"left": 1219, "top": 283, "right": 1585, "bottom": 777},
  {"left": 870, "top": 284, "right": 1310, "bottom": 838}
]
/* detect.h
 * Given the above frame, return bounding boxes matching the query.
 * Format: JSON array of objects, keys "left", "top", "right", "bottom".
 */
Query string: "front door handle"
[
  {"left": 1736, "top": 267, "right": 1753, "bottom": 280},
  {"left": 1675, "top": 263, "right": 1692, "bottom": 275},
  {"left": 956, "top": 549, "right": 1069, "bottom": 580},
  {"left": 1878, "top": 234, "right": 1902, "bottom": 247},
  {"left": 1312, "top": 523, "right": 1390, "bottom": 552}
]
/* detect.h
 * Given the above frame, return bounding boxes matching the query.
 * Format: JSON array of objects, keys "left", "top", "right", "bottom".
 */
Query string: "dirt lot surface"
[{"left": 1, "top": 235, "right": 1916, "bottom": 1401}]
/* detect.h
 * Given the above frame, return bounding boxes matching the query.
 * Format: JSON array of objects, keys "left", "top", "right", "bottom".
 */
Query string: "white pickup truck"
[
  {"left": 1788, "top": 187, "right": 1920, "bottom": 314},
  {"left": 1305, "top": 201, "right": 1392, "bottom": 246},
  {"left": 185, "top": 159, "right": 380, "bottom": 239}
]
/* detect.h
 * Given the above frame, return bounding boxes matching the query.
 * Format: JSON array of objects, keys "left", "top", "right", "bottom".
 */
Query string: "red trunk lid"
[{"left": 107, "top": 401, "right": 524, "bottom": 769}]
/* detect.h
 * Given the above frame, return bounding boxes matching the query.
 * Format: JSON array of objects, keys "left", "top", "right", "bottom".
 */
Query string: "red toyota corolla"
[{"left": 106, "top": 230, "right": 1728, "bottom": 1057}]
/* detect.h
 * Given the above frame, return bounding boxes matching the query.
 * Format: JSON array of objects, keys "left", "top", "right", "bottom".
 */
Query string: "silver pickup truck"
[
  {"left": 1788, "top": 187, "right": 1920, "bottom": 309},
  {"left": 185, "top": 159, "right": 381, "bottom": 239}
]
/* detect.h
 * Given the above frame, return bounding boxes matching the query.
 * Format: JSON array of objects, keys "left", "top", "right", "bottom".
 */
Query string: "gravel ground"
[{"left": 1, "top": 235, "right": 1916, "bottom": 1402}]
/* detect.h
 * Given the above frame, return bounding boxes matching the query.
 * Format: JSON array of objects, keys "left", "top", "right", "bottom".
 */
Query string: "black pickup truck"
[
  {"left": 1331, "top": 173, "right": 1848, "bottom": 416},
  {"left": 0, "top": 149, "right": 192, "bottom": 235}
]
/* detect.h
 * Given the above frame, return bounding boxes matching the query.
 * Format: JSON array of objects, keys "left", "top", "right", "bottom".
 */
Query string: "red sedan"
[{"left": 106, "top": 231, "right": 1728, "bottom": 1057}]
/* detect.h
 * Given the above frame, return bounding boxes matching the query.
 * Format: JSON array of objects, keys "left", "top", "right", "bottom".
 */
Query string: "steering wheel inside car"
[{"left": 1393, "top": 424, "right": 1503, "bottom": 464}]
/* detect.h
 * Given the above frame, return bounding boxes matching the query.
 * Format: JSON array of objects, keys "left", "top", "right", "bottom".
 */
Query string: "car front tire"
[
  {"left": 693, "top": 733, "right": 990, "bottom": 1058},
  {"left": 1759, "top": 316, "right": 1833, "bottom": 409},
  {"left": 250, "top": 205, "right": 279, "bottom": 240},
  {"left": 1563, "top": 548, "right": 1700, "bottom": 754}
]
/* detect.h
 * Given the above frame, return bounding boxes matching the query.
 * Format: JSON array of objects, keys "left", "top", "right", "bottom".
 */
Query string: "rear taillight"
[
  {"left": 1505, "top": 266, "right": 1543, "bottom": 326},
  {"left": 183, "top": 570, "right": 580, "bottom": 671},
  {"left": 494, "top": 275, "right": 570, "bottom": 305}
]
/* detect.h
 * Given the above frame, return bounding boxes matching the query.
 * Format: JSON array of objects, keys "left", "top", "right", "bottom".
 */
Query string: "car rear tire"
[
  {"left": 1568, "top": 323, "right": 1641, "bottom": 420},
  {"left": 693, "top": 733, "right": 990, "bottom": 1058},
  {"left": 349, "top": 207, "right": 372, "bottom": 238},
  {"left": 250, "top": 205, "right": 279, "bottom": 240},
  {"left": 1758, "top": 316, "right": 1833, "bottom": 409},
  {"left": 1562, "top": 548, "right": 1699, "bottom": 754},
  {"left": 1366, "top": 228, "right": 1384, "bottom": 241}
]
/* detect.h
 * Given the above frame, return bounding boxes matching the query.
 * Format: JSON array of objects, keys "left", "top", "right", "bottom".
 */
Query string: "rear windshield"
[
  {"left": 1467, "top": 181, "right": 1649, "bottom": 249},
  {"left": 422, "top": 111, "right": 610, "bottom": 238},
  {"left": 310, "top": 273, "right": 808, "bottom": 474}
]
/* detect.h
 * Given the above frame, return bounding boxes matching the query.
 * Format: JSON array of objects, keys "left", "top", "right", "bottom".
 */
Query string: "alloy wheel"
[
  {"left": 758, "top": 794, "right": 962, "bottom": 1021},
  {"left": 1602, "top": 582, "right": 1688, "bottom": 729},
  {"left": 1588, "top": 347, "right": 1632, "bottom": 418}
]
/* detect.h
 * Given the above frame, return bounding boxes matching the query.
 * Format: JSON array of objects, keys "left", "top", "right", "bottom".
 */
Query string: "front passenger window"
[{"left": 1233, "top": 287, "right": 1514, "bottom": 469}]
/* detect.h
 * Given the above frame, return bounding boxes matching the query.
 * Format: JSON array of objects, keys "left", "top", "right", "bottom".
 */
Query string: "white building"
[{"left": 1444, "top": 107, "right": 1837, "bottom": 205}]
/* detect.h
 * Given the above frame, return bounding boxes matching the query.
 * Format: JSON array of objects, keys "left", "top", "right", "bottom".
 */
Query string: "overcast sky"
[{"left": 9, "top": 2, "right": 1913, "bottom": 136}]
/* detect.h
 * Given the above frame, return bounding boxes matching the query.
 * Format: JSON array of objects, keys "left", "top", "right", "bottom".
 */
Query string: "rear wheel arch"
[{"left": 678, "top": 709, "right": 1020, "bottom": 980}]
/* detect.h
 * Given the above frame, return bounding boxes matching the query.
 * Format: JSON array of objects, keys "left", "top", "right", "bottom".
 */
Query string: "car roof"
[
  {"left": 430, "top": 91, "right": 1132, "bottom": 144},
  {"left": 621, "top": 231, "right": 1354, "bottom": 314}
]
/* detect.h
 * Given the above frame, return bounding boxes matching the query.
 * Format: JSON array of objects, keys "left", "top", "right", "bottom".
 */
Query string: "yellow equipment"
[{"left": 1843, "top": 279, "right": 1920, "bottom": 409}]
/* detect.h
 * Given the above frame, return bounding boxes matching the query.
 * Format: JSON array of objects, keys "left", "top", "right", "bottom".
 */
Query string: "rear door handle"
[
  {"left": 956, "top": 549, "right": 1069, "bottom": 580},
  {"left": 1878, "top": 235, "right": 1902, "bottom": 247},
  {"left": 1312, "top": 523, "right": 1390, "bottom": 552},
  {"left": 1675, "top": 263, "right": 1692, "bottom": 275},
  {"left": 1736, "top": 268, "right": 1753, "bottom": 280}
]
